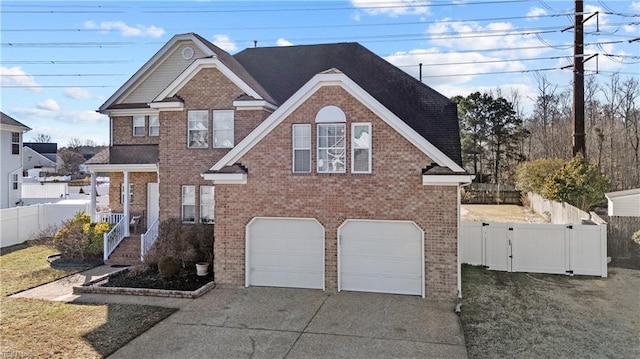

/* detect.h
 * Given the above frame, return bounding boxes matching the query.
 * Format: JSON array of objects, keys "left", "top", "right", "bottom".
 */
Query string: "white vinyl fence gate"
[{"left": 460, "top": 222, "right": 607, "bottom": 277}]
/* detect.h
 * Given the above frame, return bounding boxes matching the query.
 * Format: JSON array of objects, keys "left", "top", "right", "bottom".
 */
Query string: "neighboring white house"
[
  {"left": 0, "top": 112, "right": 31, "bottom": 209},
  {"left": 605, "top": 188, "right": 640, "bottom": 217},
  {"left": 23, "top": 142, "right": 57, "bottom": 179}
]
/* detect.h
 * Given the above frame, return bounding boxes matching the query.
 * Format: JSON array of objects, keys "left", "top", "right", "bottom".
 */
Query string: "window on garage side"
[
  {"left": 133, "top": 116, "right": 145, "bottom": 137},
  {"left": 292, "top": 124, "right": 311, "bottom": 173},
  {"left": 317, "top": 124, "right": 346, "bottom": 173},
  {"left": 213, "top": 110, "right": 234, "bottom": 148},
  {"left": 200, "top": 186, "right": 215, "bottom": 224},
  {"left": 182, "top": 185, "right": 196, "bottom": 223},
  {"left": 352, "top": 123, "right": 371, "bottom": 173},
  {"left": 188, "top": 110, "right": 209, "bottom": 148},
  {"left": 149, "top": 115, "right": 160, "bottom": 136}
]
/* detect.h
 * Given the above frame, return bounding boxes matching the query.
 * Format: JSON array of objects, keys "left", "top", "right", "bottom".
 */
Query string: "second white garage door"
[
  {"left": 339, "top": 220, "right": 424, "bottom": 296},
  {"left": 246, "top": 217, "right": 324, "bottom": 290}
]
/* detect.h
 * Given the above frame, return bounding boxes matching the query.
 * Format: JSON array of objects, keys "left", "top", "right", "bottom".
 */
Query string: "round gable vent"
[{"left": 182, "top": 46, "right": 194, "bottom": 60}]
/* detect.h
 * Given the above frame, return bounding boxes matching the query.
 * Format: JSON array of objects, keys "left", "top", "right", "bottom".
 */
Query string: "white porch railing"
[
  {"left": 98, "top": 212, "right": 125, "bottom": 225},
  {"left": 140, "top": 217, "right": 159, "bottom": 261},
  {"left": 103, "top": 215, "right": 127, "bottom": 261}
]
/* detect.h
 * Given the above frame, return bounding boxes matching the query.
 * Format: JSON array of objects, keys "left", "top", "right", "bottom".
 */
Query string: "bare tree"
[{"left": 31, "top": 133, "right": 52, "bottom": 143}]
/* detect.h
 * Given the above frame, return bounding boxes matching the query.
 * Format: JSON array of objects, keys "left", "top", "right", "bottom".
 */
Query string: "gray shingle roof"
[
  {"left": 232, "top": 43, "right": 462, "bottom": 166},
  {"left": 108, "top": 145, "right": 159, "bottom": 165},
  {"left": 1, "top": 111, "right": 31, "bottom": 130}
]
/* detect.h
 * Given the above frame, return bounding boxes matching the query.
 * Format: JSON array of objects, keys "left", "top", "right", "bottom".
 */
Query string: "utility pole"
[{"left": 573, "top": 0, "right": 586, "bottom": 157}]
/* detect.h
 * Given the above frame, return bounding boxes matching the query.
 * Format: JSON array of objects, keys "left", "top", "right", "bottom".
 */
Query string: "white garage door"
[
  {"left": 339, "top": 220, "right": 424, "bottom": 296},
  {"left": 246, "top": 217, "right": 324, "bottom": 289}
]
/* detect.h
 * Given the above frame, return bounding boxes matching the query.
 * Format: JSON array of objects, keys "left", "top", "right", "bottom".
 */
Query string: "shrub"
[
  {"left": 157, "top": 256, "right": 180, "bottom": 278},
  {"left": 143, "top": 218, "right": 214, "bottom": 267},
  {"left": 633, "top": 230, "right": 640, "bottom": 245},
  {"left": 542, "top": 154, "right": 610, "bottom": 211},
  {"left": 52, "top": 211, "right": 112, "bottom": 262},
  {"left": 515, "top": 158, "right": 565, "bottom": 194}
]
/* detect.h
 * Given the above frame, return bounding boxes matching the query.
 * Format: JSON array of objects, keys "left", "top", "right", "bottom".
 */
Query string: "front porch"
[{"left": 99, "top": 211, "right": 159, "bottom": 265}]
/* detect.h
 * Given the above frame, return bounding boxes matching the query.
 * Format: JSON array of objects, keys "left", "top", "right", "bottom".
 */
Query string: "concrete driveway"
[{"left": 108, "top": 287, "right": 467, "bottom": 359}]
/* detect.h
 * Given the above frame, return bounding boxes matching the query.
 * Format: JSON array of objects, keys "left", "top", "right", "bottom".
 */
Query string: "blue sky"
[{"left": 1, "top": 0, "right": 638, "bottom": 147}]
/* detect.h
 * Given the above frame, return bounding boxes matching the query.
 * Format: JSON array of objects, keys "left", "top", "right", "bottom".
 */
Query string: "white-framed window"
[
  {"left": 149, "top": 115, "right": 160, "bottom": 136},
  {"left": 11, "top": 132, "right": 20, "bottom": 155},
  {"left": 317, "top": 124, "right": 346, "bottom": 173},
  {"left": 182, "top": 185, "right": 196, "bottom": 223},
  {"left": 120, "top": 183, "right": 134, "bottom": 204},
  {"left": 188, "top": 110, "right": 209, "bottom": 148},
  {"left": 292, "top": 124, "right": 311, "bottom": 173},
  {"left": 11, "top": 174, "right": 19, "bottom": 190},
  {"left": 213, "top": 110, "right": 234, "bottom": 148},
  {"left": 200, "top": 186, "right": 215, "bottom": 224},
  {"left": 351, "top": 123, "right": 372, "bottom": 173},
  {"left": 133, "top": 116, "right": 145, "bottom": 137}
]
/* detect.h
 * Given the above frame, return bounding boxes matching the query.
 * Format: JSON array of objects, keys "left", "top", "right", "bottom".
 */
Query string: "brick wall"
[
  {"left": 157, "top": 67, "right": 269, "bottom": 221},
  {"left": 214, "top": 85, "right": 459, "bottom": 298},
  {"left": 112, "top": 116, "right": 161, "bottom": 145},
  {"left": 109, "top": 172, "right": 157, "bottom": 214}
]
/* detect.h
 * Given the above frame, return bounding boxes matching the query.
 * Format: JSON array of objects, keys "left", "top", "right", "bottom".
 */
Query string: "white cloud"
[
  {"left": 526, "top": 7, "right": 547, "bottom": 20},
  {"left": 385, "top": 48, "right": 526, "bottom": 86},
  {"left": 212, "top": 34, "right": 237, "bottom": 52},
  {"left": 36, "top": 99, "right": 60, "bottom": 112},
  {"left": 350, "top": 0, "right": 430, "bottom": 18},
  {"left": 351, "top": 12, "right": 362, "bottom": 21},
  {"left": 84, "top": 20, "right": 165, "bottom": 38},
  {"left": 63, "top": 87, "right": 93, "bottom": 99},
  {"left": 631, "top": 2, "right": 640, "bottom": 11},
  {"left": 0, "top": 66, "right": 43, "bottom": 92},
  {"left": 276, "top": 38, "right": 293, "bottom": 47},
  {"left": 583, "top": 5, "right": 609, "bottom": 29},
  {"left": 426, "top": 19, "right": 551, "bottom": 58}
]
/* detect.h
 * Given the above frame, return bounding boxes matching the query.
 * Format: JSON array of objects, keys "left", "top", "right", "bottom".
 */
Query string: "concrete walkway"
[{"left": 10, "top": 265, "right": 191, "bottom": 308}]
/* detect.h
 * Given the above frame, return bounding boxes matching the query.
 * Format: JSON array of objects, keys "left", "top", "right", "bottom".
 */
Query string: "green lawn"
[{"left": 0, "top": 244, "right": 176, "bottom": 358}]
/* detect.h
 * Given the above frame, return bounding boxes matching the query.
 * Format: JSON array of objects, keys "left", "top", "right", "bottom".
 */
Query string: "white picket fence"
[
  {"left": 0, "top": 202, "right": 91, "bottom": 248},
  {"left": 460, "top": 221, "right": 607, "bottom": 277}
]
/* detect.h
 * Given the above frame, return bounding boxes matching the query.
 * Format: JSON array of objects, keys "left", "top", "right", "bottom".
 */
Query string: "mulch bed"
[{"left": 102, "top": 265, "right": 213, "bottom": 291}]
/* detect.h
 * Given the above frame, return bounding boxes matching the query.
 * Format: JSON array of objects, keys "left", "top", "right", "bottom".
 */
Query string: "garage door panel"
[
  {"left": 339, "top": 220, "right": 423, "bottom": 296},
  {"left": 247, "top": 218, "right": 324, "bottom": 290}
]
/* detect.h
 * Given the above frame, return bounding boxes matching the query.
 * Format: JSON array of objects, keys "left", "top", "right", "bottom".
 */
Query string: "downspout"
[
  {"left": 90, "top": 172, "right": 97, "bottom": 223},
  {"left": 456, "top": 180, "right": 473, "bottom": 313}
]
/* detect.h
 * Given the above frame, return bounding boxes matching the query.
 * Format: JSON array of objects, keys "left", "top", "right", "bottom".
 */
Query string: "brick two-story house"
[{"left": 87, "top": 33, "right": 472, "bottom": 299}]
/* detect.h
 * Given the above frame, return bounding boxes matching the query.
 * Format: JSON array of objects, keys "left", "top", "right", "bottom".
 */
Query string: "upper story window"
[
  {"left": 316, "top": 106, "right": 347, "bottom": 174},
  {"left": 188, "top": 110, "right": 209, "bottom": 148},
  {"left": 133, "top": 116, "right": 145, "bottom": 137},
  {"left": 352, "top": 123, "right": 371, "bottom": 173},
  {"left": 292, "top": 124, "right": 311, "bottom": 173},
  {"left": 11, "top": 132, "right": 20, "bottom": 155},
  {"left": 213, "top": 110, "right": 234, "bottom": 148},
  {"left": 149, "top": 115, "right": 160, "bottom": 136}
]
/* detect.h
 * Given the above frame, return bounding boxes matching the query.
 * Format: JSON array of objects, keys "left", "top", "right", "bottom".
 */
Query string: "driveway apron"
[{"left": 108, "top": 287, "right": 467, "bottom": 359}]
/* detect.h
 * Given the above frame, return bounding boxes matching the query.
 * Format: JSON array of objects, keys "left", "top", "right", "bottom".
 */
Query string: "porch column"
[
  {"left": 124, "top": 170, "right": 130, "bottom": 237},
  {"left": 90, "top": 172, "right": 97, "bottom": 223}
]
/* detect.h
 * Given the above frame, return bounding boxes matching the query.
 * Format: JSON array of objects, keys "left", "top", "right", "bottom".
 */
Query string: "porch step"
[{"left": 105, "top": 235, "right": 142, "bottom": 266}]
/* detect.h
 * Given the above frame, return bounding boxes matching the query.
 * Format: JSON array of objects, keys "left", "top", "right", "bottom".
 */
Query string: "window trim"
[
  {"left": 292, "top": 124, "right": 312, "bottom": 173},
  {"left": 182, "top": 185, "right": 196, "bottom": 223},
  {"left": 199, "top": 186, "right": 215, "bottom": 224},
  {"left": 133, "top": 116, "right": 145, "bottom": 137},
  {"left": 351, "top": 122, "right": 372, "bottom": 174},
  {"left": 11, "top": 132, "right": 20, "bottom": 155},
  {"left": 148, "top": 115, "right": 160, "bottom": 136},
  {"left": 188, "top": 110, "right": 209, "bottom": 148},
  {"left": 317, "top": 123, "right": 346, "bottom": 174},
  {"left": 212, "top": 110, "right": 234, "bottom": 149}
]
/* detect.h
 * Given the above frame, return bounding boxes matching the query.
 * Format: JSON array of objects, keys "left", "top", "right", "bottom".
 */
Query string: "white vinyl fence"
[
  {"left": 0, "top": 202, "right": 91, "bottom": 248},
  {"left": 460, "top": 221, "right": 607, "bottom": 277}
]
